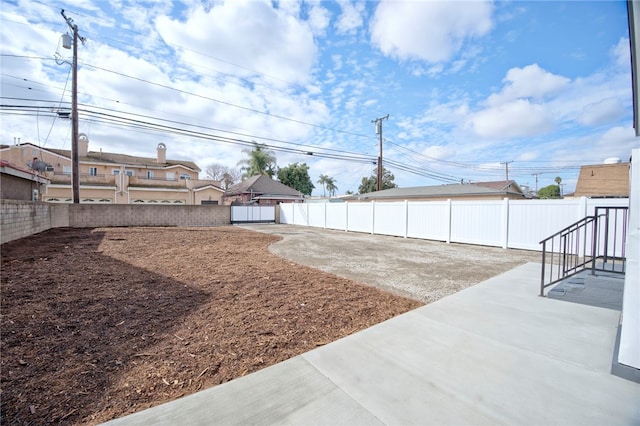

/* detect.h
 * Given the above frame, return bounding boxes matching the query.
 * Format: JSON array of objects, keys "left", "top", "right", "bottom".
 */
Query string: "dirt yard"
[{"left": 1, "top": 227, "right": 422, "bottom": 425}]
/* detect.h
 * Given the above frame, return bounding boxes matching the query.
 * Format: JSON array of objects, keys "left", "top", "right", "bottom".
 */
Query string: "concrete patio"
[{"left": 104, "top": 261, "right": 640, "bottom": 425}]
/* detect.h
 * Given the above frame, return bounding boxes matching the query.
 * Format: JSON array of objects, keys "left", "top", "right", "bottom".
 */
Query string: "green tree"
[
  {"left": 358, "top": 168, "right": 397, "bottom": 194},
  {"left": 555, "top": 176, "right": 563, "bottom": 197},
  {"left": 317, "top": 174, "right": 329, "bottom": 197},
  {"left": 238, "top": 142, "right": 277, "bottom": 178},
  {"left": 325, "top": 177, "right": 338, "bottom": 197},
  {"left": 277, "top": 163, "right": 315, "bottom": 196},
  {"left": 537, "top": 184, "right": 561, "bottom": 199}
]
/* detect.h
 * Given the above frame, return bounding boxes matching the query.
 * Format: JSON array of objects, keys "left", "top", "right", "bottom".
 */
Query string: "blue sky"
[{"left": 1, "top": 0, "right": 637, "bottom": 195}]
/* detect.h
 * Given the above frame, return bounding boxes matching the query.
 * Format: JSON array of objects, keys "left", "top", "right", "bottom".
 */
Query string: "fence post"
[
  {"left": 345, "top": 202, "right": 349, "bottom": 232},
  {"left": 306, "top": 202, "right": 310, "bottom": 226},
  {"left": 324, "top": 201, "right": 327, "bottom": 229},
  {"left": 446, "top": 199, "right": 452, "bottom": 244},
  {"left": 371, "top": 201, "right": 375, "bottom": 235},
  {"left": 502, "top": 198, "right": 509, "bottom": 249},
  {"left": 404, "top": 200, "right": 409, "bottom": 238},
  {"left": 579, "top": 196, "right": 588, "bottom": 219}
]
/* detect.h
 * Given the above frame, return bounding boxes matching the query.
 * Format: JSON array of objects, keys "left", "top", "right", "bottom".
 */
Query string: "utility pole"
[
  {"left": 61, "top": 10, "right": 85, "bottom": 204},
  {"left": 371, "top": 114, "right": 389, "bottom": 191},
  {"left": 531, "top": 172, "right": 539, "bottom": 193},
  {"left": 500, "top": 161, "right": 513, "bottom": 182}
]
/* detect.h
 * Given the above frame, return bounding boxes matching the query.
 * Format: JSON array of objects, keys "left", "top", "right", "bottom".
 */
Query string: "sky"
[{"left": 0, "top": 0, "right": 637, "bottom": 196}]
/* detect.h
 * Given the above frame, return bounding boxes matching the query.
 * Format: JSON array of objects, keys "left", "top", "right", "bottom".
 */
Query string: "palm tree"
[
  {"left": 325, "top": 177, "right": 338, "bottom": 197},
  {"left": 238, "top": 142, "right": 277, "bottom": 179},
  {"left": 555, "top": 176, "right": 563, "bottom": 197},
  {"left": 317, "top": 174, "right": 328, "bottom": 197}
]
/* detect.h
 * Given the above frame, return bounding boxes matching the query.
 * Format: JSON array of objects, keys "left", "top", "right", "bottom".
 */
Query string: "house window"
[
  {"left": 179, "top": 174, "right": 191, "bottom": 180},
  {"left": 166, "top": 172, "right": 175, "bottom": 180},
  {"left": 89, "top": 167, "right": 97, "bottom": 176},
  {"left": 147, "top": 171, "right": 154, "bottom": 179},
  {"left": 112, "top": 169, "right": 120, "bottom": 175},
  {"left": 125, "top": 170, "right": 134, "bottom": 176},
  {"left": 63, "top": 166, "right": 72, "bottom": 175}
]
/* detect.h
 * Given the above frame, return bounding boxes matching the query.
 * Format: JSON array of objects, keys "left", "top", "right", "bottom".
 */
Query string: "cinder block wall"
[
  {"left": 50, "top": 204, "right": 70, "bottom": 228},
  {"left": 1, "top": 202, "right": 231, "bottom": 244},
  {"left": 68, "top": 204, "right": 230, "bottom": 227},
  {"left": 0, "top": 200, "right": 55, "bottom": 244}
]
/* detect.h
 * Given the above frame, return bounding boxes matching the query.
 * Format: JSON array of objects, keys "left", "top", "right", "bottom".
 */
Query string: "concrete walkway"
[{"left": 105, "top": 262, "right": 640, "bottom": 425}]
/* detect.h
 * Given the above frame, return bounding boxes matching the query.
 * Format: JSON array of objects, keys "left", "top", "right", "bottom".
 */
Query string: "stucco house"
[
  {"left": 223, "top": 174, "right": 304, "bottom": 205},
  {"left": 344, "top": 180, "right": 529, "bottom": 202},
  {"left": 0, "top": 136, "right": 224, "bottom": 204}
]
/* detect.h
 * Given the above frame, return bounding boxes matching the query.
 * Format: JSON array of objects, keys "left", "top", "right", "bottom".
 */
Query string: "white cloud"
[
  {"left": 422, "top": 145, "right": 455, "bottom": 160},
  {"left": 612, "top": 37, "right": 631, "bottom": 68},
  {"left": 595, "top": 126, "right": 637, "bottom": 159},
  {"left": 370, "top": 0, "right": 493, "bottom": 63},
  {"left": 487, "top": 64, "right": 570, "bottom": 106},
  {"left": 276, "top": 0, "right": 302, "bottom": 17},
  {"left": 307, "top": 3, "right": 331, "bottom": 36},
  {"left": 468, "top": 99, "right": 555, "bottom": 139},
  {"left": 516, "top": 151, "right": 539, "bottom": 161},
  {"left": 332, "top": 54, "right": 343, "bottom": 70},
  {"left": 155, "top": 0, "right": 317, "bottom": 85},
  {"left": 335, "top": 0, "right": 365, "bottom": 35},
  {"left": 577, "top": 98, "right": 626, "bottom": 127}
]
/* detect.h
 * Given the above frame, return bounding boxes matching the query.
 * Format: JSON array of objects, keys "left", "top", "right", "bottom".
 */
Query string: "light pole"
[{"left": 61, "top": 10, "right": 84, "bottom": 204}]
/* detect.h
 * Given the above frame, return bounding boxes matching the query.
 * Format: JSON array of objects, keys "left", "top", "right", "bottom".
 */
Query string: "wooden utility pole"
[
  {"left": 372, "top": 114, "right": 389, "bottom": 191},
  {"left": 61, "top": 10, "right": 85, "bottom": 204},
  {"left": 500, "top": 161, "right": 513, "bottom": 182}
]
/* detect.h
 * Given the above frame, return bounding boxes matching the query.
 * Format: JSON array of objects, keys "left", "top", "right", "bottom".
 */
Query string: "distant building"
[
  {"left": 223, "top": 174, "right": 304, "bottom": 205},
  {"left": 574, "top": 162, "right": 630, "bottom": 198},
  {"left": 344, "top": 180, "right": 529, "bottom": 202},
  {"left": 0, "top": 160, "right": 50, "bottom": 201},
  {"left": 0, "top": 135, "right": 224, "bottom": 204}
]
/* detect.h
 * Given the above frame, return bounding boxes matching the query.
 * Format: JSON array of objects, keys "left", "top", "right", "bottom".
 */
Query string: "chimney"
[
  {"left": 157, "top": 143, "right": 167, "bottom": 164},
  {"left": 78, "top": 133, "right": 89, "bottom": 157}
]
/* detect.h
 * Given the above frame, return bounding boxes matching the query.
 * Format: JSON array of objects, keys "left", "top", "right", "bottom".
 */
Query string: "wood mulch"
[{"left": 1, "top": 227, "right": 421, "bottom": 425}]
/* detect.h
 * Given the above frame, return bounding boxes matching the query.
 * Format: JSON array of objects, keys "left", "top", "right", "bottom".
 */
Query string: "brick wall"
[
  {"left": 1, "top": 202, "right": 231, "bottom": 244},
  {"left": 0, "top": 200, "right": 54, "bottom": 244}
]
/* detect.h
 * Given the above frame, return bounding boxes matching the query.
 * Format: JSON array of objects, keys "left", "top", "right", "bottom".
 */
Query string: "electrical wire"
[{"left": 1, "top": 54, "right": 376, "bottom": 141}]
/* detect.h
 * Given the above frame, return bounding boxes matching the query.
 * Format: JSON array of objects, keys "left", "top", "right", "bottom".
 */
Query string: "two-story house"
[{"left": 0, "top": 135, "right": 224, "bottom": 205}]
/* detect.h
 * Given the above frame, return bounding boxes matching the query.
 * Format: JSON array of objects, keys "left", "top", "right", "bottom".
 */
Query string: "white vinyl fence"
[
  {"left": 279, "top": 197, "right": 629, "bottom": 251},
  {"left": 231, "top": 205, "right": 276, "bottom": 223}
]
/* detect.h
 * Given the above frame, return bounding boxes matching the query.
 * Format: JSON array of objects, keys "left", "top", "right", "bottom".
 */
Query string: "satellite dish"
[
  {"left": 31, "top": 160, "right": 47, "bottom": 172},
  {"left": 603, "top": 157, "right": 621, "bottom": 164}
]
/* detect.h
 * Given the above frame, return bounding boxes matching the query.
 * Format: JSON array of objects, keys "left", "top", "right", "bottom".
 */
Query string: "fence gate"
[{"left": 231, "top": 205, "right": 276, "bottom": 224}]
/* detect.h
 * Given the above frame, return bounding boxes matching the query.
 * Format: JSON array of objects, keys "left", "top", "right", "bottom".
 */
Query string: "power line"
[{"left": 1, "top": 55, "right": 375, "bottom": 141}]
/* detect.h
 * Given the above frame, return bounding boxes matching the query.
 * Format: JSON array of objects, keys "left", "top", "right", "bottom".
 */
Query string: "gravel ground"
[{"left": 241, "top": 224, "right": 542, "bottom": 304}]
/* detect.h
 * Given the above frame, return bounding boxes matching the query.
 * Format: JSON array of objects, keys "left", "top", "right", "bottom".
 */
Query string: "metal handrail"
[{"left": 540, "top": 206, "right": 628, "bottom": 296}]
